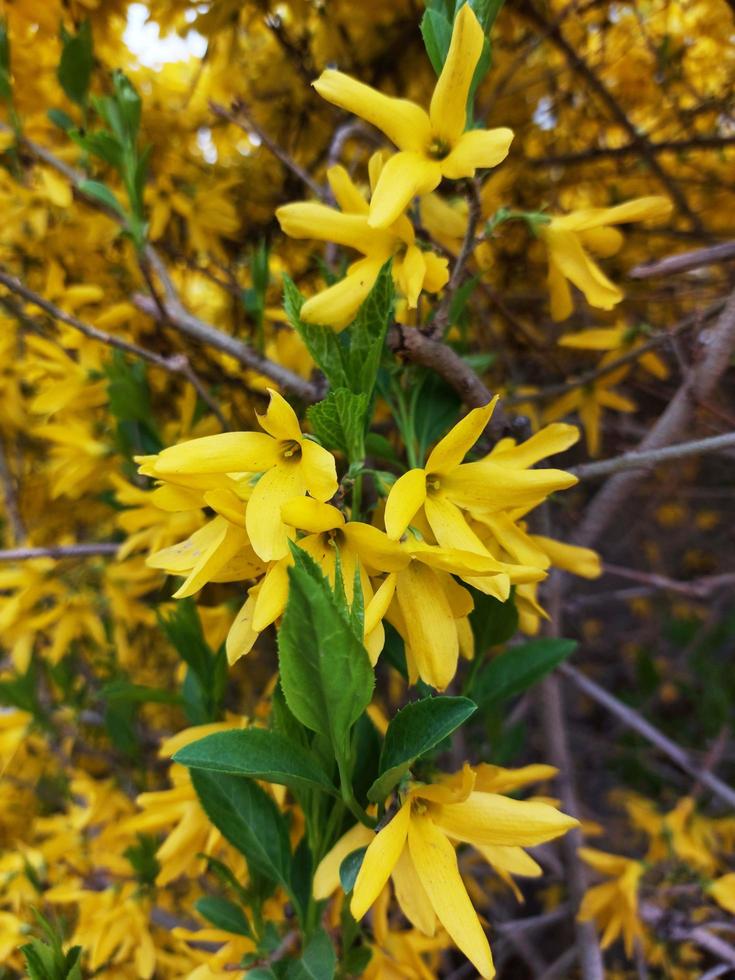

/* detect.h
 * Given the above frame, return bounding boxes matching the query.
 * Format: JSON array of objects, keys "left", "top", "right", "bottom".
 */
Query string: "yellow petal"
[
  {"left": 364, "top": 573, "right": 398, "bottom": 635},
  {"left": 557, "top": 327, "right": 626, "bottom": 350},
  {"left": 423, "top": 250, "right": 450, "bottom": 292},
  {"left": 473, "top": 763, "right": 558, "bottom": 794},
  {"left": 282, "top": 497, "right": 344, "bottom": 533},
  {"left": 433, "top": 792, "right": 578, "bottom": 847},
  {"left": 441, "top": 127, "right": 514, "bottom": 180},
  {"left": 226, "top": 592, "right": 259, "bottom": 664},
  {"left": 277, "top": 202, "right": 388, "bottom": 253},
  {"left": 489, "top": 422, "right": 579, "bottom": 467},
  {"left": 342, "top": 525, "right": 409, "bottom": 573},
  {"left": 301, "top": 257, "right": 384, "bottom": 330},
  {"left": 384, "top": 469, "right": 427, "bottom": 539},
  {"left": 395, "top": 563, "right": 458, "bottom": 690},
  {"left": 444, "top": 461, "right": 577, "bottom": 513},
  {"left": 477, "top": 844, "right": 542, "bottom": 877},
  {"left": 429, "top": 3, "right": 485, "bottom": 143},
  {"left": 424, "top": 493, "right": 497, "bottom": 557},
  {"left": 578, "top": 226, "right": 624, "bottom": 257},
  {"left": 408, "top": 813, "right": 495, "bottom": 979},
  {"left": 710, "top": 874, "right": 735, "bottom": 915},
  {"left": 395, "top": 244, "right": 427, "bottom": 308},
  {"left": 155, "top": 432, "right": 277, "bottom": 475},
  {"left": 326, "top": 165, "right": 369, "bottom": 215},
  {"left": 258, "top": 389, "right": 303, "bottom": 442},
  {"left": 173, "top": 520, "right": 249, "bottom": 598},
  {"left": 368, "top": 152, "right": 442, "bottom": 230},
  {"left": 351, "top": 802, "right": 411, "bottom": 920},
  {"left": 246, "top": 464, "right": 305, "bottom": 561},
  {"left": 532, "top": 536, "right": 601, "bottom": 579},
  {"left": 252, "top": 559, "right": 291, "bottom": 632},
  {"left": 392, "top": 846, "right": 437, "bottom": 935},
  {"left": 313, "top": 823, "right": 375, "bottom": 900},
  {"left": 300, "top": 440, "right": 338, "bottom": 502},
  {"left": 313, "top": 70, "right": 432, "bottom": 153},
  {"left": 547, "top": 259, "right": 574, "bottom": 321},
  {"left": 426, "top": 398, "right": 498, "bottom": 474},
  {"left": 542, "top": 227, "right": 622, "bottom": 311}
]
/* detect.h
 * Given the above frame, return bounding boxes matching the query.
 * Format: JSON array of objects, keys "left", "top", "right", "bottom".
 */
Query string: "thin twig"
[
  {"left": 560, "top": 663, "right": 735, "bottom": 809},
  {"left": 0, "top": 544, "right": 119, "bottom": 562},
  {"left": 0, "top": 437, "right": 26, "bottom": 544},
  {"left": 537, "top": 946, "right": 578, "bottom": 980},
  {"left": 425, "top": 178, "right": 482, "bottom": 341},
  {"left": 600, "top": 563, "right": 735, "bottom": 599},
  {"left": 0, "top": 266, "right": 229, "bottom": 428},
  {"left": 571, "top": 431, "right": 735, "bottom": 479},
  {"left": 528, "top": 136, "right": 735, "bottom": 168},
  {"left": 630, "top": 240, "right": 735, "bottom": 280},
  {"left": 210, "top": 100, "right": 327, "bottom": 201}
]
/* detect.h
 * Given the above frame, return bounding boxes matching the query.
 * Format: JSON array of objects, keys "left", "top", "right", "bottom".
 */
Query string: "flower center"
[
  {"left": 325, "top": 528, "right": 345, "bottom": 548},
  {"left": 426, "top": 474, "right": 441, "bottom": 494},
  {"left": 427, "top": 137, "right": 450, "bottom": 160},
  {"left": 279, "top": 439, "right": 302, "bottom": 462}
]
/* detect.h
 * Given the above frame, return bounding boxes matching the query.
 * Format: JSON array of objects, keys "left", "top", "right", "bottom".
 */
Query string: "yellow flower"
[
  {"left": 277, "top": 161, "right": 448, "bottom": 328},
  {"left": 709, "top": 873, "right": 735, "bottom": 915},
  {"left": 544, "top": 367, "right": 636, "bottom": 457},
  {"left": 539, "top": 197, "right": 672, "bottom": 320},
  {"left": 148, "top": 389, "right": 338, "bottom": 561},
  {"left": 578, "top": 848, "right": 645, "bottom": 956},
  {"left": 226, "top": 497, "right": 408, "bottom": 665},
  {"left": 384, "top": 398, "right": 577, "bottom": 557},
  {"left": 313, "top": 5, "right": 513, "bottom": 228},
  {"left": 558, "top": 323, "right": 669, "bottom": 380},
  {"left": 315, "top": 764, "right": 577, "bottom": 979}
]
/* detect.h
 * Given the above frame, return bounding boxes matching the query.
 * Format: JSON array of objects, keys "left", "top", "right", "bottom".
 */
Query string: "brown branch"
[
  {"left": 527, "top": 136, "right": 735, "bottom": 168},
  {"left": 0, "top": 266, "right": 229, "bottom": 429},
  {"left": 0, "top": 543, "right": 119, "bottom": 562},
  {"left": 210, "top": 101, "right": 327, "bottom": 201},
  {"left": 574, "top": 285, "right": 735, "bottom": 548},
  {"left": 560, "top": 663, "right": 735, "bottom": 809},
  {"left": 630, "top": 241, "right": 735, "bottom": 280},
  {"left": 599, "top": 563, "right": 735, "bottom": 598},
  {"left": 572, "top": 431, "right": 735, "bottom": 479},
  {"left": 517, "top": 0, "right": 706, "bottom": 233}
]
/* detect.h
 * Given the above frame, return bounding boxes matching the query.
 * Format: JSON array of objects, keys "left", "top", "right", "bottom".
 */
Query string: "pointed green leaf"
[
  {"left": 174, "top": 728, "right": 338, "bottom": 796},
  {"left": 368, "top": 695, "right": 476, "bottom": 802},
  {"left": 58, "top": 21, "right": 93, "bottom": 107},
  {"left": 196, "top": 896, "right": 252, "bottom": 937},
  {"left": 472, "top": 638, "right": 577, "bottom": 709},
  {"left": 306, "top": 389, "right": 367, "bottom": 462}
]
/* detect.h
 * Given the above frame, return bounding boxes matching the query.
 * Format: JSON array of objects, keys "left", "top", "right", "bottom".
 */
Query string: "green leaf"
[
  {"left": 58, "top": 21, "right": 93, "bottom": 107},
  {"left": 0, "top": 21, "right": 12, "bottom": 102},
  {"left": 174, "top": 728, "right": 338, "bottom": 796},
  {"left": 196, "top": 896, "right": 252, "bottom": 937},
  {"left": 339, "top": 847, "right": 367, "bottom": 894},
  {"left": 70, "top": 129, "right": 123, "bottom": 168},
  {"left": 190, "top": 769, "right": 292, "bottom": 890},
  {"left": 368, "top": 696, "right": 476, "bottom": 802},
  {"left": 307, "top": 389, "right": 367, "bottom": 462},
  {"left": 78, "top": 178, "right": 127, "bottom": 219},
  {"left": 286, "top": 929, "right": 337, "bottom": 980},
  {"left": 278, "top": 546, "right": 374, "bottom": 764},
  {"left": 158, "top": 599, "right": 212, "bottom": 689},
  {"left": 469, "top": 590, "right": 518, "bottom": 653},
  {"left": 283, "top": 276, "right": 347, "bottom": 389},
  {"left": 466, "top": 0, "right": 505, "bottom": 31},
  {"left": 102, "top": 680, "right": 181, "bottom": 705},
  {"left": 343, "top": 262, "right": 394, "bottom": 398},
  {"left": 421, "top": 8, "right": 453, "bottom": 75},
  {"left": 412, "top": 372, "right": 462, "bottom": 466},
  {"left": 472, "top": 638, "right": 577, "bottom": 709}
]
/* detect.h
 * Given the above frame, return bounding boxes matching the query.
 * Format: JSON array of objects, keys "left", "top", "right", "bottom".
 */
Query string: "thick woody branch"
[{"left": 528, "top": 136, "right": 735, "bottom": 168}]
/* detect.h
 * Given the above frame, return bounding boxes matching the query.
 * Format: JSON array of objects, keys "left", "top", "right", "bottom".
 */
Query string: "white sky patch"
[
  {"left": 533, "top": 96, "right": 557, "bottom": 131},
  {"left": 124, "top": 3, "right": 207, "bottom": 68}
]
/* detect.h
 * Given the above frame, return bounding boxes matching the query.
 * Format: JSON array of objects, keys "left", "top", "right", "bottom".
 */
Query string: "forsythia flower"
[
  {"left": 544, "top": 367, "right": 636, "bottom": 457},
  {"left": 539, "top": 197, "right": 673, "bottom": 320},
  {"left": 277, "top": 160, "right": 448, "bottom": 328},
  {"left": 148, "top": 389, "right": 338, "bottom": 561},
  {"left": 315, "top": 764, "right": 577, "bottom": 978},
  {"left": 313, "top": 5, "right": 513, "bottom": 228},
  {"left": 578, "top": 848, "right": 646, "bottom": 956}
]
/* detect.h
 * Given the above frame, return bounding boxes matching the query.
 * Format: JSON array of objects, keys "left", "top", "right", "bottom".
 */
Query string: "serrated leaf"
[
  {"left": 283, "top": 277, "right": 347, "bottom": 389},
  {"left": 472, "top": 638, "right": 577, "bottom": 709},
  {"left": 58, "top": 21, "right": 93, "bottom": 107},
  {"left": 368, "top": 696, "right": 477, "bottom": 802},
  {"left": 196, "top": 896, "right": 252, "bottom": 937},
  {"left": 174, "top": 728, "right": 338, "bottom": 796},
  {"left": 307, "top": 389, "right": 367, "bottom": 461},
  {"left": 278, "top": 546, "right": 374, "bottom": 764},
  {"left": 285, "top": 929, "right": 336, "bottom": 980},
  {"left": 0, "top": 22, "right": 12, "bottom": 102},
  {"left": 343, "top": 262, "right": 394, "bottom": 398},
  {"left": 190, "top": 769, "right": 292, "bottom": 890}
]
